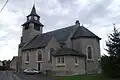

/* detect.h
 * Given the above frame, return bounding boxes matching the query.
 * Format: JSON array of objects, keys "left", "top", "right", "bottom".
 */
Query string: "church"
[{"left": 18, "top": 5, "right": 101, "bottom": 75}]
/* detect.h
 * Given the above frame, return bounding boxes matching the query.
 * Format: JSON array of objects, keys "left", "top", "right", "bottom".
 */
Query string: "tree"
[
  {"left": 106, "top": 26, "right": 120, "bottom": 57},
  {"left": 101, "top": 25, "right": 120, "bottom": 78},
  {"left": 1, "top": 60, "right": 11, "bottom": 70}
]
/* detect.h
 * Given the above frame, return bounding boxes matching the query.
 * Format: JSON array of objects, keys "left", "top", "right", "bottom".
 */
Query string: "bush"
[
  {"left": 0, "top": 66, "right": 8, "bottom": 70},
  {"left": 100, "top": 55, "right": 120, "bottom": 78}
]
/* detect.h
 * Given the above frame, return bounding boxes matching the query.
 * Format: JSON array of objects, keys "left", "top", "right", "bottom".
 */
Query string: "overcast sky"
[{"left": 0, "top": 0, "right": 120, "bottom": 60}]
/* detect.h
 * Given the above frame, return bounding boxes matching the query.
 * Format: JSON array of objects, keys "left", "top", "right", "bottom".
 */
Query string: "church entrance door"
[{"left": 38, "top": 63, "right": 40, "bottom": 71}]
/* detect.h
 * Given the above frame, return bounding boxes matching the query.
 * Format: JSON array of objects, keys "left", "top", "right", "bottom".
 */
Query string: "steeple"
[
  {"left": 29, "top": 4, "right": 39, "bottom": 17},
  {"left": 31, "top": 5, "right": 36, "bottom": 14},
  {"left": 22, "top": 4, "right": 43, "bottom": 26},
  {"left": 21, "top": 5, "right": 44, "bottom": 43}
]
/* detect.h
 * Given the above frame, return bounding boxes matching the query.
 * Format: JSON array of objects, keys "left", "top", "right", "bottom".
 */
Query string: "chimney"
[{"left": 75, "top": 20, "right": 80, "bottom": 27}]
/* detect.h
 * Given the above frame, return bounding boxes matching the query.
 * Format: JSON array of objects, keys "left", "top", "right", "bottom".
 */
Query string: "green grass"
[{"left": 51, "top": 74, "right": 119, "bottom": 80}]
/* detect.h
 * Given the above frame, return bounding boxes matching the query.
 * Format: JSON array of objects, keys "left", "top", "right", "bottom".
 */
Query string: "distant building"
[
  {"left": 18, "top": 5, "right": 101, "bottom": 75},
  {"left": 10, "top": 56, "right": 18, "bottom": 71}
]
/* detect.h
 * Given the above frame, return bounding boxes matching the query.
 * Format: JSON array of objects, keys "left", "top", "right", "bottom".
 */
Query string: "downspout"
[{"left": 85, "top": 56, "right": 87, "bottom": 75}]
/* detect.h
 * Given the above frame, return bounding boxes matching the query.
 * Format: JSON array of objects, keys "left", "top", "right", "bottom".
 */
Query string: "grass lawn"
[{"left": 51, "top": 74, "right": 119, "bottom": 80}]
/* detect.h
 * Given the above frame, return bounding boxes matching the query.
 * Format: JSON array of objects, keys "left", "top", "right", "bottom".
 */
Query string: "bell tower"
[{"left": 21, "top": 5, "right": 44, "bottom": 43}]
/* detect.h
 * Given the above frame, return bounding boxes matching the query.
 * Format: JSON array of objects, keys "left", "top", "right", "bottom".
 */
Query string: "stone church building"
[{"left": 18, "top": 5, "right": 101, "bottom": 75}]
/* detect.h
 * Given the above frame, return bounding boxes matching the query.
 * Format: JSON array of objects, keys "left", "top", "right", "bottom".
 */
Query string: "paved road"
[
  {"left": 0, "top": 71, "right": 21, "bottom": 80},
  {"left": 15, "top": 72, "right": 56, "bottom": 80},
  {"left": 0, "top": 71, "right": 56, "bottom": 80},
  {"left": 0, "top": 71, "right": 3, "bottom": 76}
]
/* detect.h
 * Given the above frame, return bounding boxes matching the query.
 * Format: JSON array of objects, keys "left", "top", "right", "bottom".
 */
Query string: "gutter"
[{"left": 22, "top": 46, "right": 45, "bottom": 51}]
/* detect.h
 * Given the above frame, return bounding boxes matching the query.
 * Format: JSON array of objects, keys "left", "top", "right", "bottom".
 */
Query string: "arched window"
[
  {"left": 26, "top": 52, "right": 29, "bottom": 61},
  {"left": 49, "top": 48, "right": 55, "bottom": 63},
  {"left": 87, "top": 46, "right": 92, "bottom": 59},
  {"left": 38, "top": 51, "right": 42, "bottom": 61}
]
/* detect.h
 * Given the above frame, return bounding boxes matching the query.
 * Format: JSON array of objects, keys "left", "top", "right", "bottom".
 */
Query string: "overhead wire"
[{"left": 0, "top": 0, "right": 9, "bottom": 13}]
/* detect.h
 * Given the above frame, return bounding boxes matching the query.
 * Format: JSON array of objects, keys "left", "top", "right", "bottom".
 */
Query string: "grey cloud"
[
  {"left": 0, "top": 0, "right": 115, "bottom": 35},
  {"left": 78, "top": 0, "right": 113, "bottom": 24},
  {"left": 0, "top": 0, "right": 6, "bottom": 5},
  {"left": 4, "top": 0, "right": 80, "bottom": 31},
  {"left": 108, "top": 14, "right": 120, "bottom": 25},
  {"left": 37, "top": 0, "right": 114, "bottom": 29},
  {"left": 0, "top": 22, "right": 9, "bottom": 30}
]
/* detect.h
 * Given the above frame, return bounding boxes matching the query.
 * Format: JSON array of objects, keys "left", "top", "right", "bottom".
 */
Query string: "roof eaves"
[
  {"left": 21, "top": 20, "right": 44, "bottom": 26},
  {"left": 71, "top": 36, "right": 101, "bottom": 40},
  {"left": 53, "top": 54, "right": 85, "bottom": 57},
  {"left": 22, "top": 46, "right": 45, "bottom": 51}
]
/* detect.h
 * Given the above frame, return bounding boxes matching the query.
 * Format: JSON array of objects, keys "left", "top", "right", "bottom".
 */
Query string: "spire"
[
  {"left": 22, "top": 4, "right": 43, "bottom": 27},
  {"left": 27, "top": 4, "right": 39, "bottom": 17},
  {"left": 30, "top": 4, "right": 37, "bottom": 15}
]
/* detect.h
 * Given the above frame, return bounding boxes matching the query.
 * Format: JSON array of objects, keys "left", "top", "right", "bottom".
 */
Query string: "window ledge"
[
  {"left": 24, "top": 61, "right": 29, "bottom": 64},
  {"left": 56, "top": 64, "right": 66, "bottom": 66},
  {"left": 87, "top": 59, "right": 94, "bottom": 62},
  {"left": 36, "top": 61, "right": 43, "bottom": 63},
  {"left": 75, "top": 64, "right": 79, "bottom": 65},
  {"left": 87, "top": 59, "right": 93, "bottom": 60}
]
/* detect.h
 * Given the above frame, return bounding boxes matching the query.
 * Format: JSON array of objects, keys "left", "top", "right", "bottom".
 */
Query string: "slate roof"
[
  {"left": 22, "top": 25, "right": 101, "bottom": 51},
  {"left": 52, "top": 48, "right": 86, "bottom": 57},
  {"left": 72, "top": 26, "right": 101, "bottom": 40},
  {"left": 22, "top": 25, "right": 76, "bottom": 51}
]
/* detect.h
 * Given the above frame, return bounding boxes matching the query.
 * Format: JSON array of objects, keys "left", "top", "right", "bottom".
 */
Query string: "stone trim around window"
[
  {"left": 36, "top": 50, "right": 43, "bottom": 62},
  {"left": 36, "top": 61, "right": 43, "bottom": 63},
  {"left": 24, "top": 61, "right": 29, "bottom": 64},
  {"left": 48, "top": 48, "right": 55, "bottom": 63},
  {"left": 24, "top": 51, "right": 30, "bottom": 64},
  {"left": 26, "top": 51, "right": 30, "bottom": 62},
  {"left": 74, "top": 56, "right": 79, "bottom": 65},
  {"left": 86, "top": 45, "right": 94, "bottom": 60},
  {"left": 56, "top": 64, "right": 66, "bottom": 67}
]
